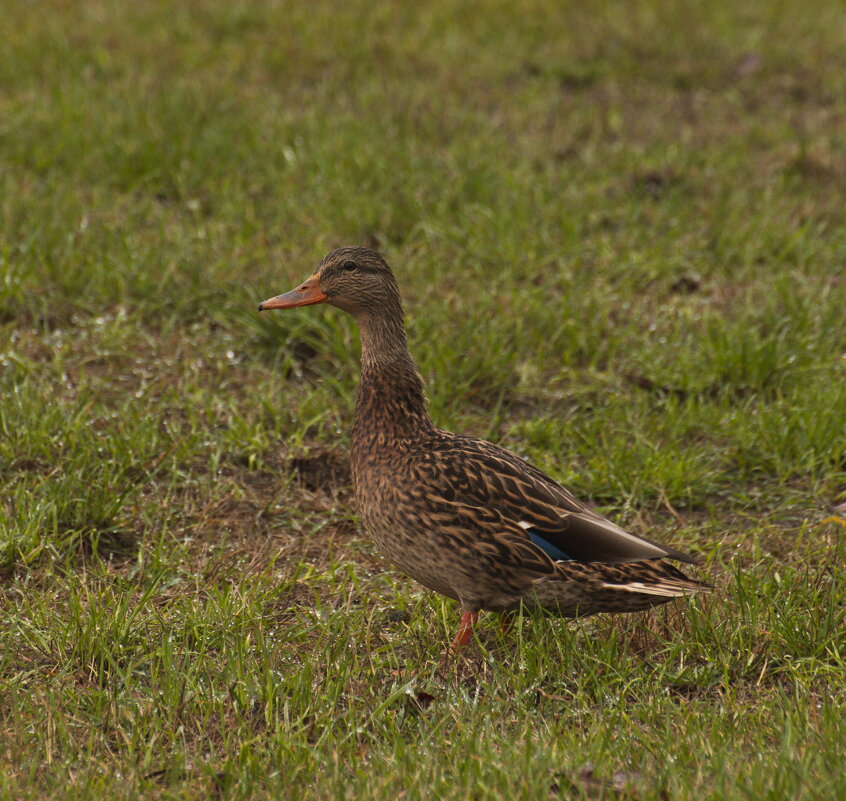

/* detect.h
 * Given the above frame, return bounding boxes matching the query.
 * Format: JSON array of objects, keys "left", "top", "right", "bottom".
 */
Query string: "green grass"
[{"left": 2, "top": 0, "right": 846, "bottom": 797}]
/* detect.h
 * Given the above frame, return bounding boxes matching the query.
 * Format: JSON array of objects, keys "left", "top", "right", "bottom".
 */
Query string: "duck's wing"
[
  {"left": 424, "top": 433, "right": 697, "bottom": 565},
  {"left": 406, "top": 497, "right": 709, "bottom": 612}
]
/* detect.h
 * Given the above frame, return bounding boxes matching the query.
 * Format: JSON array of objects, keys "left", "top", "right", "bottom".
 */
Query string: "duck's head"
[{"left": 258, "top": 246, "right": 401, "bottom": 319}]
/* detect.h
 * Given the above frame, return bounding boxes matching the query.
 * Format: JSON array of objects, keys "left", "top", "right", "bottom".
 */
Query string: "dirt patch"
[{"left": 290, "top": 450, "right": 351, "bottom": 493}]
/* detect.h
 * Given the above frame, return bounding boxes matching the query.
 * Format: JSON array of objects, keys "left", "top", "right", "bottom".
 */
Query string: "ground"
[{"left": 1, "top": 1, "right": 845, "bottom": 798}]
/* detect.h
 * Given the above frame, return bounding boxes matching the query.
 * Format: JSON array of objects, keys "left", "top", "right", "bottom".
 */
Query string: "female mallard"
[{"left": 259, "top": 247, "right": 709, "bottom": 649}]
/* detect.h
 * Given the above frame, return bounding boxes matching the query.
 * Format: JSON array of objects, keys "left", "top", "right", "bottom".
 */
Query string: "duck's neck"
[{"left": 352, "top": 310, "right": 434, "bottom": 459}]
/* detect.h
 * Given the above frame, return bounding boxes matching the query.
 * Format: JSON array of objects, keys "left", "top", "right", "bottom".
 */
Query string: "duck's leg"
[{"left": 450, "top": 611, "right": 480, "bottom": 649}]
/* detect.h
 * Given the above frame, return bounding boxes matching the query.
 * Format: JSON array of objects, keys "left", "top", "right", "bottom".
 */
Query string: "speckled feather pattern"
[
  {"left": 351, "top": 356, "right": 707, "bottom": 615},
  {"left": 265, "top": 246, "right": 710, "bottom": 624}
]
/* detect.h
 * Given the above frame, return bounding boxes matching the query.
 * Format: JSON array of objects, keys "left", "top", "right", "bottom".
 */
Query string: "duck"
[{"left": 259, "top": 247, "right": 710, "bottom": 650}]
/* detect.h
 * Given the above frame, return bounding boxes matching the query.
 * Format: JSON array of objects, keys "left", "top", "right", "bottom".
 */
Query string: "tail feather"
[
  {"left": 530, "top": 558, "right": 711, "bottom": 616},
  {"left": 599, "top": 580, "right": 700, "bottom": 598},
  {"left": 599, "top": 560, "right": 712, "bottom": 598}
]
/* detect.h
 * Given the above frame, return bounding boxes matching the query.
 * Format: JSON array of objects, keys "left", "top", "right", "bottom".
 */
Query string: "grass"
[{"left": 1, "top": 0, "right": 846, "bottom": 797}]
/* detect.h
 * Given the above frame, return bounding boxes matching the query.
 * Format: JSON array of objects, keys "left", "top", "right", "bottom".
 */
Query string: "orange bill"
[{"left": 258, "top": 275, "right": 328, "bottom": 311}]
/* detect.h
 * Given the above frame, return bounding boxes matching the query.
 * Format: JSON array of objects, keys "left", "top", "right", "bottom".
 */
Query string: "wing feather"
[{"left": 426, "top": 434, "right": 697, "bottom": 564}]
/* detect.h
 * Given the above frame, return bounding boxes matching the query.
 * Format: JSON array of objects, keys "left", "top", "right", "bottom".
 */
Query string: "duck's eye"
[{"left": 342, "top": 260, "right": 357, "bottom": 272}]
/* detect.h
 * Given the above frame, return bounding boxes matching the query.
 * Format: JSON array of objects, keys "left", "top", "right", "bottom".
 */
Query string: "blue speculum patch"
[{"left": 527, "top": 529, "right": 572, "bottom": 561}]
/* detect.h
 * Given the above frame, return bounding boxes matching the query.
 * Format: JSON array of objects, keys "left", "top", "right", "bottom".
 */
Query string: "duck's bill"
[{"left": 258, "top": 276, "right": 327, "bottom": 310}]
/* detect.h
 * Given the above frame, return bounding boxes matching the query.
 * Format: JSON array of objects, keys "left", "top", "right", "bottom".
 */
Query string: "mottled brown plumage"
[{"left": 259, "top": 247, "right": 710, "bottom": 648}]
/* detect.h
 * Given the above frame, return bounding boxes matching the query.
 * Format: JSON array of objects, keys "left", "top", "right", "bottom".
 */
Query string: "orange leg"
[{"left": 450, "top": 611, "right": 480, "bottom": 650}]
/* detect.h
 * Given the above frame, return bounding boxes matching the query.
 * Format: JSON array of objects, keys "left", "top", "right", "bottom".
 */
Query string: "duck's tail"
[
  {"left": 596, "top": 560, "right": 712, "bottom": 598},
  {"left": 533, "top": 558, "right": 713, "bottom": 616}
]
